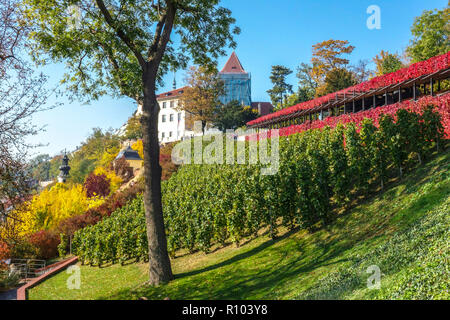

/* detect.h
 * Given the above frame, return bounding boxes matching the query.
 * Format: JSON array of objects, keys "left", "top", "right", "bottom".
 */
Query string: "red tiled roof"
[
  {"left": 220, "top": 51, "right": 246, "bottom": 74},
  {"left": 156, "top": 86, "right": 189, "bottom": 100}
]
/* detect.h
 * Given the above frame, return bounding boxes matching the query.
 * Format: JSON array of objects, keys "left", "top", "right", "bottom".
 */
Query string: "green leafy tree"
[
  {"left": 295, "top": 63, "right": 317, "bottom": 103},
  {"left": 123, "top": 115, "right": 143, "bottom": 140},
  {"left": 267, "top": 65, "right": 293, "bottom": 109},
  {"left": 29, "top": 154, "right": 52, "bottom": 181},
  {"left": 213, "top": 100, "right": 257, "bottom": 132},
  {"left": 320, "top": 68, "right": 356, "bottom": 96},
  {"left": 178, "top": 65, "right": 225, "bottom": 134},
  {"left": 373, "top": 50, "right": 404, "bottom": 76},
  {"left": 67, "top": 128, "right": 121, "bottom": 183},
  {"left": 407, "top": 7, "right": 450, "bottom": 63},
  {"left": 24, "top": 0, "right": 239, "bottom": 285}
]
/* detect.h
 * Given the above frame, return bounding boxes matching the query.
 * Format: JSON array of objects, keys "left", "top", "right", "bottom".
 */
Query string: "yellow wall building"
[{"left": 115, "top": 146, "right": 143, "bottom": 171}]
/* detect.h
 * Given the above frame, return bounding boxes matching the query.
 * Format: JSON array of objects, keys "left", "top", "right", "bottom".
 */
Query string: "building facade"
[
  {"left": 155, "top": 86, "right": 195, "bottom": 144},
  {"left": 154, "top": 52, "right": 272, "bottom": 144},
  {"left": 218, "top": 52, "right": 252, "bottom": 106}
]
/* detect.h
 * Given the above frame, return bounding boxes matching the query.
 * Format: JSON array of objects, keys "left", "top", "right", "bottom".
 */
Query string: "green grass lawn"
[{"left": 29, "top": 150, "right": 450, "bottom": 300}]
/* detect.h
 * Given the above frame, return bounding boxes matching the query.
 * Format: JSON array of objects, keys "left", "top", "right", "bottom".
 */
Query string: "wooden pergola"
[{"left": 249, "top": 67, "right": 450, "bottom": 130}]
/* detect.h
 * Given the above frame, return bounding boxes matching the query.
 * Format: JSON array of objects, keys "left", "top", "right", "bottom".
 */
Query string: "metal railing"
[{"left": 9, "top": 259, "right": 46, "bottom": 279}]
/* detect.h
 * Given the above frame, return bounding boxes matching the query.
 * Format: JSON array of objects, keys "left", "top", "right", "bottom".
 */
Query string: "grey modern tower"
[{"left": 218, "top": 52, "right": 252, "bottom": 106}]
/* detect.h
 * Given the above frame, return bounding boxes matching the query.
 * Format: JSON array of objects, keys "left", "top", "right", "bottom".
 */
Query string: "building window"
[
  {"left": 170, "top": 101, "right": 174, "bottom": 108},
  {"left": 162, "top": 132, "right": 165, "bottom": 138},
  {"left": 162, "top": 102, "right": 166, "bottom": 109},
  {"left": 162, "top": 115, "right": 166, "bottom": 122},
  {"left": 178, "top": 113, "right": 181, "bottom": 121},
  {"left": 170, "top": 114, "right": 174, "bottom": 122},
  {"left": 169, "top": 131, "right": 172, "bottom": 138}
]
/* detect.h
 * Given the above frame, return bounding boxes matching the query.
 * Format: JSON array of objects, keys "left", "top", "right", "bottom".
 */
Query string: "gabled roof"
[
  {"left": 115, "top": 146, "right": 142, "bottom": 161},
  {"left": 156, "top": 86, "right": 189, "bottom": 100},
  {"left": 220, "top": 52, "right": 246, "bottom": 74}
]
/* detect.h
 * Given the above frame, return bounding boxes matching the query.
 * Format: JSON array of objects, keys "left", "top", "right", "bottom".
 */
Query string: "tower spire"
[
  {"left": 172, "top": 68, "right": 176, "bottom": 89},
  {"left": 58, "top": 150, "right": 71, "bottom": 183}
]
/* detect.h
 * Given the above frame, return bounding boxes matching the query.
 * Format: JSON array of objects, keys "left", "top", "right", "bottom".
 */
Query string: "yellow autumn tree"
[
  {"left": 178, "top": 65, "right": 225, "bottom": 133},
  {"left": 311, "top": 39, "right": 355, "bottom": 96},
  {"left": 11, "top": 183, "right": 105, "bottom": 236},
  {"left": 132, "top": 139, "right": 144, "bottom": 160}
]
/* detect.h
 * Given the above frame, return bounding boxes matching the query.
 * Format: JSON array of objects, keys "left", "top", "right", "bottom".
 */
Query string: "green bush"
[
  {"left": 73, "top": 196, "right": 148, "bottom": 266},
  {"left": 0, "top": 270, "right": 20, "bottom": 292}
]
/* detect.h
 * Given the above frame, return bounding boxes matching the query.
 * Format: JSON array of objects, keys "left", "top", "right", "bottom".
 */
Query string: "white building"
[
  {"left": 133, "top": 53, "right": 273, "bottom": 145},
  {"left": 153, "top": 86, "right": 196, "bottom": 144}
]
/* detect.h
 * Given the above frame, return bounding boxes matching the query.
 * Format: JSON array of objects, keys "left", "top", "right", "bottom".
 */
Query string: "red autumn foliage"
[
  {"left": 28, "top": 230, "right": 60, "bottom": 260},
  {"left": 160, "top": 142, "right": 179, "bottom": 180},
  {"left": 56, "top": 211, "right": 103, "bottom": 238},
  {"left": 84, "top": 172, "right": 110, "bottom": 198},
  {"left": 0, "top": 241, "right": 10, "bottom": 269},
  {"left": 110, "top": 157, "right": 134, "bottom": 183},
  {"left": 249, "top": 52, "right": 450, "bottom": 126},
  {"left": 248, "top": 93, "right": 450, "bottom": 140}
]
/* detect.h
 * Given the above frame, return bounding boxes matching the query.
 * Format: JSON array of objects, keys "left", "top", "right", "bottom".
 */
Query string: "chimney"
[{"left": 258, "top": 103, "right": 262, "bottom": 115}]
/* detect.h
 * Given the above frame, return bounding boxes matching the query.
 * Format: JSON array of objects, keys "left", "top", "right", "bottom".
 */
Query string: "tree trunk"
[{"left": 141, "top": 67, "right": 173, "bottom": 285}]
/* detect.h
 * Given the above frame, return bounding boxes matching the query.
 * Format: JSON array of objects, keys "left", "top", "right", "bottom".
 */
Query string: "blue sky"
[{"left": 26, "top": 0, "right": 448, "bottom": 157}]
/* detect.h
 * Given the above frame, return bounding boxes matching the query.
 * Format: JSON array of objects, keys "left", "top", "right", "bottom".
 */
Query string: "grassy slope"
[{"left": 29, "top": 150, "right": 450, "bottom": 300}]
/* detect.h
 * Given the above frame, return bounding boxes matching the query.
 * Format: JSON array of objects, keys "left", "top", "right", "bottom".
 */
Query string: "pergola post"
[
  {"left": 430, "top": 78, "right": 434, "bottom": 96},
  {"left": 413, "top": 82, "right": 416, "bottom": 100},
  {"left": 343, "top": 93, "right": 346, "bottom": 114},
  {"left": 362, "top": 98, "right": 365, "bottom": 111},
  {"left": 373, "top": 95, "right": 376, "bottom": 109},
  {"left": 398, "top": 87, "right": 402, "bottom": 102},
  {"left": 385, "top": 91, "right": 388, "bottom": 105}
]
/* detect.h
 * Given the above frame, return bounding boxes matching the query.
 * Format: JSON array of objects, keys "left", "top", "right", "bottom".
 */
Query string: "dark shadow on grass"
[{"left": 174, "top": 228, "right": 300, "bottom": 280}]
